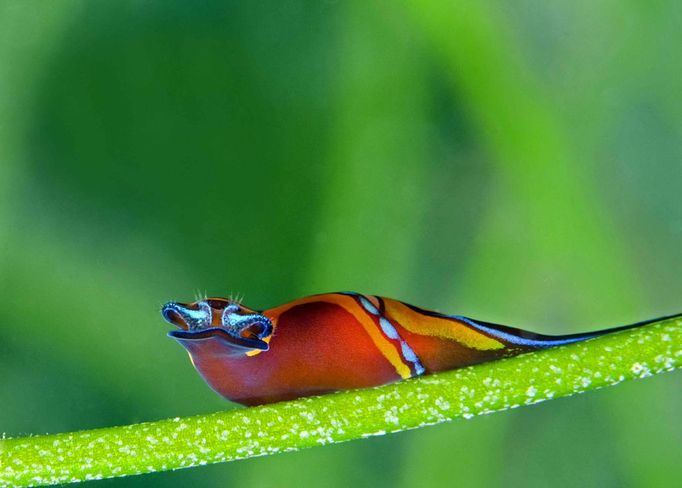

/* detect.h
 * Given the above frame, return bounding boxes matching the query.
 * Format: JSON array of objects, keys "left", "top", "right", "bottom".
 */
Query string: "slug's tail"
[{"left": 453, "top": 312, "right": 682, "bottom": 349}]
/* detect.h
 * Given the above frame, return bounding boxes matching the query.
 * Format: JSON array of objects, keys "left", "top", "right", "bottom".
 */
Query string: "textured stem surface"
[{"left": 2, "top": 317, "right": 681, "bottom": 487}]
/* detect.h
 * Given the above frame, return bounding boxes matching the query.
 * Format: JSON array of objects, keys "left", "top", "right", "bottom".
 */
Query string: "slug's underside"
[{"left": 161, "top": 292, "right": 671, "bottom": 405}]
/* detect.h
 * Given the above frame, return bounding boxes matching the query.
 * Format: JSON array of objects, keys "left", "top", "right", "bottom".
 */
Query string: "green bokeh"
[{"left": 1, "top": 1, "right": 680, "bottom": 487}]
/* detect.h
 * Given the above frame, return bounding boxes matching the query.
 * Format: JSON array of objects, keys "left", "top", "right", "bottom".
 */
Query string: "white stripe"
[
  {"left": 358, "top": 295, "right": 380, "bottom": 316},
  {"left": 379, "top": 317, "right": 400, "bottom": 339}
]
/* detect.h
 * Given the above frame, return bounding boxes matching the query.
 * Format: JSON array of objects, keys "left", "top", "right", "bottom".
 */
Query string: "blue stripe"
[{"left": 452, "top": 315, "right": 592, "bottom": 348}]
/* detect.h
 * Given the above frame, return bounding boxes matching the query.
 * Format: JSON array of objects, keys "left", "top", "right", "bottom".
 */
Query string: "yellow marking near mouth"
[{"left": 245, "top": 335, "right": 271, "bottom": 357}]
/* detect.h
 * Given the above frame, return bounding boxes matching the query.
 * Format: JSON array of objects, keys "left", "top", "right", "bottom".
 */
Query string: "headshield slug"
[{"left": 162, "top": 292, "right": 676, "bottom": 406}]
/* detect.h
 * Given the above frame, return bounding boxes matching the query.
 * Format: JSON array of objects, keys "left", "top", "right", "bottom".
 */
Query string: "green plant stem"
[{"left": 2, "top": 317, "right": 681, "bottom": 487}]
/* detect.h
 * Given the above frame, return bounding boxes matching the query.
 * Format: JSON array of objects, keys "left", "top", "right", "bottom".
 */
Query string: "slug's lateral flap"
[{"left": 168, "top": 328, "right": 269, "bottom": 357}]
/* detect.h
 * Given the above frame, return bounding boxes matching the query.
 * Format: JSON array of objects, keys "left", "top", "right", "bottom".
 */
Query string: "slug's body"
[{"left": 162, "top": 292, "right": 665, "bottom": 406}]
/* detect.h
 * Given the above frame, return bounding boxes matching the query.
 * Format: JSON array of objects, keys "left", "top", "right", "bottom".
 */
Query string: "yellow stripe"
[
  {"left": 266, "top": 294, "right": 412, "bottom": 379},
  {"left": 383, "top": 298, "right": 505, "bottom": 351}
]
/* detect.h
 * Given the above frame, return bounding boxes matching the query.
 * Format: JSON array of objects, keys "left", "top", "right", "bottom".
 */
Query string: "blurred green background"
[{"left": 1, "top": 1, "right": 681, "bottom": 486}]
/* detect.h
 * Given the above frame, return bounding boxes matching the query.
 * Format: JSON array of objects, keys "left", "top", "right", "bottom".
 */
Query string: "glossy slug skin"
[{"left": 162, "top": 292, "right": 671, "bottom": 406}]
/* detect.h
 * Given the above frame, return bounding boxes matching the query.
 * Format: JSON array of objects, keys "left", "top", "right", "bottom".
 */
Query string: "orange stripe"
[
  {"left": 383, "top": 298, "right": 505, "bottom": 350},
  {"left": 267, "top": 293, "right": 412, "bottom": 379}
]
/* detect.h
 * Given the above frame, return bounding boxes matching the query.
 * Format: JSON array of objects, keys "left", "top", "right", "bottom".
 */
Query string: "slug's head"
[{"left": 162, "top": 298, "right": 273, "bottom": 357}]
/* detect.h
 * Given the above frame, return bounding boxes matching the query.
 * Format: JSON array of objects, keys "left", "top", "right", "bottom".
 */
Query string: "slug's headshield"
[{"left": 162, "top": 299, "right": 272, "bottom": 356}]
